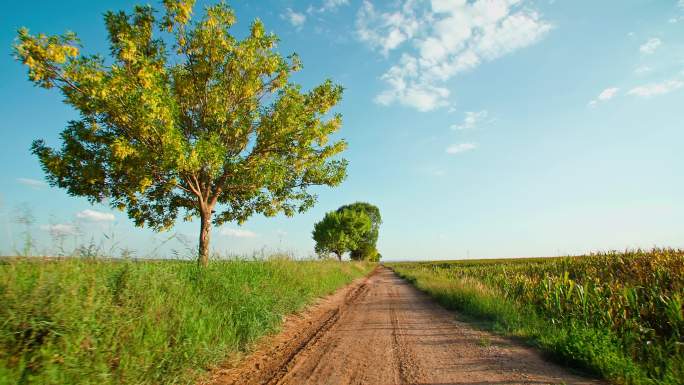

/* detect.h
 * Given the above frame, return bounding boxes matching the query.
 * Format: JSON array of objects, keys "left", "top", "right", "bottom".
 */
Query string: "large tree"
[
  {"left": 14, "top": 0, "right": 347, "bottom": 266},
  {"left": 312, "top": 210, "right": 370, "bottom": 261}
]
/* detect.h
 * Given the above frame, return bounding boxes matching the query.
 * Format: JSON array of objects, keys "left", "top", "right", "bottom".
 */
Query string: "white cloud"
[
  {"left": 373, "top": 54, "right": 451, "bottom": 111},
  {"left": 446, "top": 142, "right": 477, "bottom": 154},
  {"left": 588, "top": 87, "right": 619, "bottom": 107},
  {"left": 450, "top": 110, "right": 489, "bottom": 130},
  {"left": 598, "top": 87, "right": 619, "bottom": 100},
  {"left": 76, "top": 209, "right": 115, "bottom": 222},
  {"left": 282, "top": 8, "right": 306, "bottom": 28},
  {"left": 356, "top": 1, "right": 421, "bottom": 56},
  {"left": 359, "top": 0, "right": 552, "bottom": 111},
  {"left": 220, "top": 227, "right": 257, "bottom": 238},
  {"left": 634, "top": 65, "right": 652, "bottom": 74},
  {"left": 640, "top": 38, "right": 661, "bottom": 54},
  {"left": 627, "top": 79, "right": 684, "bottom": 98},
  {"left": 321, "top": 0, "right": 349, "bottom": 12},
  {"left": 41, "top": 223, "right": 80, "bottom": 237},
  {"left": 308, "top": 0, "right": 350, "bottom": 13},
  {"left": 17, "top": 178, "right": 46, "bottom": 188}
]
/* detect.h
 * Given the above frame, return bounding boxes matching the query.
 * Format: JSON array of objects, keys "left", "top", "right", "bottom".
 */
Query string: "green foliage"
[
  {"left": 335, "top": 202, "right": 382, "bottom": 260},
  {"left": 389, "top": 249, "right": 684, "bottom": 385},
  {"left": 349, "top": 242, "right": 380, "bottom": 261},
  {"left": 312, "top": 209, "right": 371, "bottom": 260},
  {"left": 13, "top": 0, "right": 347, "bottom": 264},
  {"left": 0, "top": 258, "right": 373, "bottom": 385}
]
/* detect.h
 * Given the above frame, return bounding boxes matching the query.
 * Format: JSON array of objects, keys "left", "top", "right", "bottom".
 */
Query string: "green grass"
[
  {"left": 389, "top": 249, "right": 684, "bottom": 385},
  {"left": 0, "top": 257, "right": 374, "bottom": 385}
]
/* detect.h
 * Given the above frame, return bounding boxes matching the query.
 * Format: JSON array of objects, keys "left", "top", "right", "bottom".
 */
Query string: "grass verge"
[{"left": 0, "top": 257, "right": 374, "bottom": 385}]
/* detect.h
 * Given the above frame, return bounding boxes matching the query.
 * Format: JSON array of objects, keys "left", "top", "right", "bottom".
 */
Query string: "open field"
[
  {"left": 389, "top": 249, "right": 684, "bottom": 385},
  {"left": 0, "top": 257, "right": 374, "bottom": 385},
  {"left": 2, "top": 252, "right": 680, "bottom": 385}
]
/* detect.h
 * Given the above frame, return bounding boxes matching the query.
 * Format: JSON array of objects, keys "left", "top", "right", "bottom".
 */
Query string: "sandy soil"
[{"left": 207, "top": 266, "right": 604, "bottom": 385}]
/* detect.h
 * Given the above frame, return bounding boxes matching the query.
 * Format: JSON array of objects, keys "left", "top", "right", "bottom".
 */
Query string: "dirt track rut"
[{"left": 209, "top": 266, "right": 603, "bottom": 385}]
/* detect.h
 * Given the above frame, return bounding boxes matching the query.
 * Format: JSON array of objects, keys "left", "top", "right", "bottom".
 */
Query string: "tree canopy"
[
  {"left": 312, "top": 202, "right": 381, "bottom": 261},
  {"left": 14, "top": 0, "right": 347, "bottom": 265},
  {"left": 312, "top": 210, "right": 371, "bottom": 261},
  {"left": 336, "top": 202, "right": 381, "bottom": 260}
]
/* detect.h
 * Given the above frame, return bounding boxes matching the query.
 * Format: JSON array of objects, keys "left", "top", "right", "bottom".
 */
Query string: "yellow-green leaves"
[
  {"left": 251, "top": 19, "right": 265, "bottom": 39},
  {"left": 112, "top": 138, "right": 135, "bottom": 160},
  {"left": 14, "top": 28, "right": 80, "bottom": 88},
  {"left": 162, "top": 0, "right": 196, "bottom": 32},
  {"left": 17, "top": 1, "right": 347, "bottom": 257}
]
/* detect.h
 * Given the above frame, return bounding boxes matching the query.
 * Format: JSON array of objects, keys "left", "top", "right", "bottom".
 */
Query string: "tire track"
[
  {"left": 388, "top": 287, "right": 421, "bottom": 385},
  {"left": 268, "top": 278, "right": 372, "bottom": 385}
]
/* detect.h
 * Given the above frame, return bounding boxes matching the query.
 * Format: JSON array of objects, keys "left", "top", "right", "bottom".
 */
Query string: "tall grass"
[
  {"left": 0, "top": 257, "right": 374, "bottom": 385},
  {"left": 389, "top": 249, "right": 684, "bottom": 385}
]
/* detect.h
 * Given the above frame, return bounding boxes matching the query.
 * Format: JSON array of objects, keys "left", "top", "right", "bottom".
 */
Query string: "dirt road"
[{"left": 209, "top": 267, "right": 603, "bottom": 385}]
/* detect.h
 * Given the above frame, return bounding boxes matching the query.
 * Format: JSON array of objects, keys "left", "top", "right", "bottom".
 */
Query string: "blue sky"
[{"left": 1, "top": 0, "right": 683, "bottom": 260}]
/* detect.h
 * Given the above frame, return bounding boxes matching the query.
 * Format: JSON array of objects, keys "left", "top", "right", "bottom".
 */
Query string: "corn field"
[{"left": 391, "top": 249, "right": 684, "bottom": 384}]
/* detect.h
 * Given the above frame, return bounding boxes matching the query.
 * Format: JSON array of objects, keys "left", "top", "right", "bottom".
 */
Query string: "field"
[
  {"left": 0, "top": 257, "right": 374, "bottom": 385},
  {"left": 3, "top": 252, "right": 681, "bottom": 385},
  {"left": 389, "top": 249, "right": 684, "bottom": 385}
]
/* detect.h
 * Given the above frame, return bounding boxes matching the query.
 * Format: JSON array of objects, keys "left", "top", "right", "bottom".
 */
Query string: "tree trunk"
[
  {"left": 335, "top": 251, "right": 342, "bottom": 261},
  {"left": 198, "top": 209, "right": 211, "bottom": 267}
]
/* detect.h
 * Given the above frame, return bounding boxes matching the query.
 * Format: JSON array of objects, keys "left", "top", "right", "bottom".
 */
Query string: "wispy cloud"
[
  {"left": 356, "top": 1, "right": 421, "bottom": 56},
  {"left": 360, "top": 0, "right": 552, "bottom": 111},
  {"left": 634, "top": 65, "right": 652, "bottom": 74},
  {"left": 282, "top": 8, "right": 306, "bottom": 28},
  {"left": 627, "top": 78, "right": 684, "bottom": 98},
  {"left": 588, "top": 87, "right": 619, "bottom": 107},
  {"left": 17, "top": 178, "right": 46, "bottom": 188},
  {"left": 417, "top": 166, "right": 447, "bottom": 177},
  {"left": 451, "top": 110, "right": 489, "bottom": 130},
  {"left": 41, "top": 223, "right": 80, "bottom": 237},
  {"left": 220, "top": 228, "right": 257, "bottom": 238},
  {"left": 76, "top": 209, "right": 115, "bottom": 222},
  {"left": 319, "top": 0, "right": 349, "bottom": 12},
  {"left": 639, "top": 38, "right": 661, "bottom": 54},
  {"left": 446, "top": 143, "right": 477, "bottom": 154},
  {"left": 307, "top": 0, "right": 350, "bottom": 14},
  {"left": 671, "top": 1, "right": 684, "bottom": 22}
]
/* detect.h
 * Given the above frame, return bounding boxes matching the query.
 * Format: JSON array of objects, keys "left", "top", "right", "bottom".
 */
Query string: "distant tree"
[
  {"left": 13, "top": 0, "right": 347, "bottom": 266},
  {"left": 336, "top": 202, "right": 381, "bottom": 260},
  {"left": 312, "top": 210, "right": 371, "bottom": 261}
]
